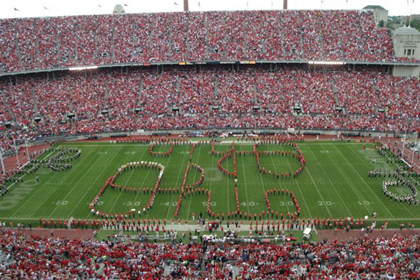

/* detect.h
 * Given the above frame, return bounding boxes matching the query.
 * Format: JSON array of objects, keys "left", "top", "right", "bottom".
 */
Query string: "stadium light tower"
[{"left": 184, "top": 0, "right": 189, "bottom": 11}]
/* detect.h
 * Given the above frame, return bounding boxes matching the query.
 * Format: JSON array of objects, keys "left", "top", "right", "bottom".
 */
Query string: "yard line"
[
  {"left": 208, "top": 147, "right": 216, "bottom": 215},
  {"left": 282, "top": 145, "right": 314, "bottom": 219},
  {"left": 74, "top": 148, "right": 135, "bottom": 218},
  {"left": 44, "top": 147, "right": 113, "bottom": 218},
  {"left": 265, "top": 146, "right": 292, "bottom": 214},
  {"left": 165, "top": 195, "right": 175, "bottom": 220},
  {"left": 226, "top": 146, "right": 232, "bottom": 214},
  {"left": 303, "top": 163, "right": 333, "bottom": 218},
  {"left": 186, "top": 144, "right": 202, "bottom": 220},
  {"left": 239, "top": 156, "right": 251, "bottom": 214},
  {"left": 5, "top": 148, "right": 57, "bottom": 192},
  {"left": 308, "top": 144, "right": 355, "bottom": 217},
  {"left": 162, "top": 147, "right": 189, "bottom": 220},
  {"left": 254, "top": 146, "right": 271, "bottom": 217},
  {"left": 333, "top": 145, "right": 396, "bottom": 219},
  {"left": 123, "top": 152, "right": 158, "bottom": 219},
  {"left": 313, "top": 145, "right": 372, "bottom": 215},
  {"left": 107, "top": 147, "right": 152, "bottom": 215},
  {"left": 344, "top": 144, "right": 415, "bottom": 218},
  {"left": 28, "top": 148, "right": 100, "bottom": 218},
  {"left": 9, "top": 147, "right": 96, "bottom": 217}
]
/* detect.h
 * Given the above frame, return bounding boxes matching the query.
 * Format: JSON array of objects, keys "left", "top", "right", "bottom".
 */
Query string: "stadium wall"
[
  {"left": 14, "top": 129, "right": 408, "bottom": 152},
  {"left": 392, "top": 65, "right": 420, "bottom": 77}
]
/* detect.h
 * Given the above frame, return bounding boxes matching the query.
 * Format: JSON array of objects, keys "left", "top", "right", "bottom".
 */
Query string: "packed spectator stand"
[
  {"left": 0, "top": 65, "right": 419, "bottom": 153},
  {"left": 0, "top": 10, "right": 413, "bottom": 75},
  {"left": 0, "top": 228, "right": 418, "bottom": 279}
]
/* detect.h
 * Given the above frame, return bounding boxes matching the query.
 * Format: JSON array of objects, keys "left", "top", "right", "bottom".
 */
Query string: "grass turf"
[{"left": 0, "top": 140, "right": 418, "bottom": 227}]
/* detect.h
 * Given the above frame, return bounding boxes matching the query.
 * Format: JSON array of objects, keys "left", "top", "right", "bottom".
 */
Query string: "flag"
[
  {"left": 174, "top": 1, "right": 178, "bottom": 5},
  {"left": 14, "top": 7, "right": 19, "bottom": 11},
  {"left": 124, "top": 3, "right": 128, "bottom": 6},
  {"left": 44, "top": 7, "right": 49, "bottom": 10}
]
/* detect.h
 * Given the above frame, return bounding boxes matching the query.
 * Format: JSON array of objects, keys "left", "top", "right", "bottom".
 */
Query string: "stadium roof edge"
[{"left": 1, "top": 60, "right": 419, "bottom": 78}]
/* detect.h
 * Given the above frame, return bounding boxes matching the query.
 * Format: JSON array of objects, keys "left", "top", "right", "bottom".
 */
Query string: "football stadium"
[{"left": 0, "top": 0, "right": 419, "bottom": 278}]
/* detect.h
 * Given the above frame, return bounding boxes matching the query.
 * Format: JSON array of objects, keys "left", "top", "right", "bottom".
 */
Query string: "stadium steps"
[
  {"left": 291, "top": 72, "right": 299, "bottom": 104},
  {"left": 253, "top": 84, "right": 258, "bottom": 105},
  {"left": 252, "top": 72, "right": 258, "bottom": 105},
  {"left": 242, "top": 11, "right": 249, "bottom": 57},
  {"left": 137, "top": 80, "right": 144, "bottom": 106},
  {"left": 297, "top": 12, "right": 305, "bottom": 60},
  {"left": 94, "top": 26, "right": 99, "bottom": 63},
  {"left": 74, "top": 38, "right": 79, "bottom": 63},
  {"left": 111, "top": 17, "right": 116, "bottom": 63},
  {"left": 221, "top": 14, "right": 230, "bottom": 58},
  {"left": 356, "top": 17, "right": 367, "bottom": 61},
  {"left": 372, "top": 78, "right": 383, "bottom": 115},
  {"left": 316, "top": 14, "right": 326, "bottom": 59},
  {"left": 1, "top": 88, "right": 16, "bottom": 122},
  {"left": 147, "top": 27, "right": 155, "bottom": 60},
  {"left": 32, "top": 87, "right": 39, "bottom": 117},
  {"left": 336, "top": 26, "right": 346, "bottom": 61},
  {"left": 200, "top": 247, "right": 208, "bottom": 273},
  {"left": 331, "top": 76, "right": 340, "bottom": 104},
  {"left": 204, "top": 13, "right": 210, "bottom": 60},
  {"left": 186, "top": 13, "right": 191, "bottom": 59},
  {"left": 130, "top": 21, "right": 135, "bottom": 61},
  {"left": 331, "top": 75, "right": 346, "bottom": 115},
  {"left": 176, "top": 77, "right": 181, "bottom": 97},
  {"left": 14, "top": 32, "right": 25, "bottom": 72},
  {"left": 260, "top": 12, "right": 267, "bottom": 56},
  {"left": 104, "top": 84, "right": 110, "bottom": 109},
  {"left": 167, "top": 15, "right": 174, "bottom": 59},
  {"left": 55, "top": 29, "right": 61, "bottom": 66},
  {"left": 34, "top": 21, "right": 41, "bottom": 70},
  {"left": 68, "top": 85, "right": 75, "bottom": 112},
  {"left": 213, "top": 75, "right": 219, "bottom": 97},
  {"left": 96, "top": 263, "right": 105, "bottom": 275},
  {"left": 277, "top": 13, "right": 288, "bottom": 58}
]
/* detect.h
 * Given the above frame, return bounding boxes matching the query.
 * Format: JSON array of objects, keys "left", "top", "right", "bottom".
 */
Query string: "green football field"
[{"left": 0, "top": 140, "right": 418, "bottom": 227}]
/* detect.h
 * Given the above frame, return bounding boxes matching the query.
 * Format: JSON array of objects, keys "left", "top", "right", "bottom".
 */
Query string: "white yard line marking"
[
  {"left": 5, "top": 148, "right": 57, "bottom": 192},
  {"left": 35, "top": 148, "right": 105, "bottom": 218},
  {"left": 302, "top": 163, "right": 333, "bottom": 218},
  {"left": 334, "top": 145, "right": 396, "bottom": 219},
  {"left": 239, "top": 156, "right": 251, "bottom": 214},
  {"left": 308, "top": 144, "right": 354, "bottom": 217},
  {"left": 76, "top": 146, "right": 142, "bottom": 219},
  {"left": 345, "top": 145, "right": 415, "bottom": 218},
  {"left": 186, "top": 145, "right": 202, "bottom": 220},
  {"left": 282, "top": 145, "right": 314, "bottom": 219},
  {"left": 9, "top": 146, "right": 91, "bottom": 217},
  {"left": 107, "top": 148, "right": 149, "bottom": 215}
]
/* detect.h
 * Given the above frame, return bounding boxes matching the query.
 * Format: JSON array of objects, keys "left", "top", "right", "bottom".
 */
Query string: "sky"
[{"left": 1, "top": 0, "right": 418, "bottom": 19}]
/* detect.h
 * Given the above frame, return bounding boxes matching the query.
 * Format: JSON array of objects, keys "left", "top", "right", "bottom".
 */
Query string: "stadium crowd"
[
  {"left": 0, "top": 67, "right": 418, "bottom": 149},
  {"left": 0, "top": 228, "right": 418, "bottom": 279},
  {"left": 0, "top": 10, "right": 412, "bottom": 74},
  {"left": 0, "top": 66, "right": 419, "bottom": 155}
]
